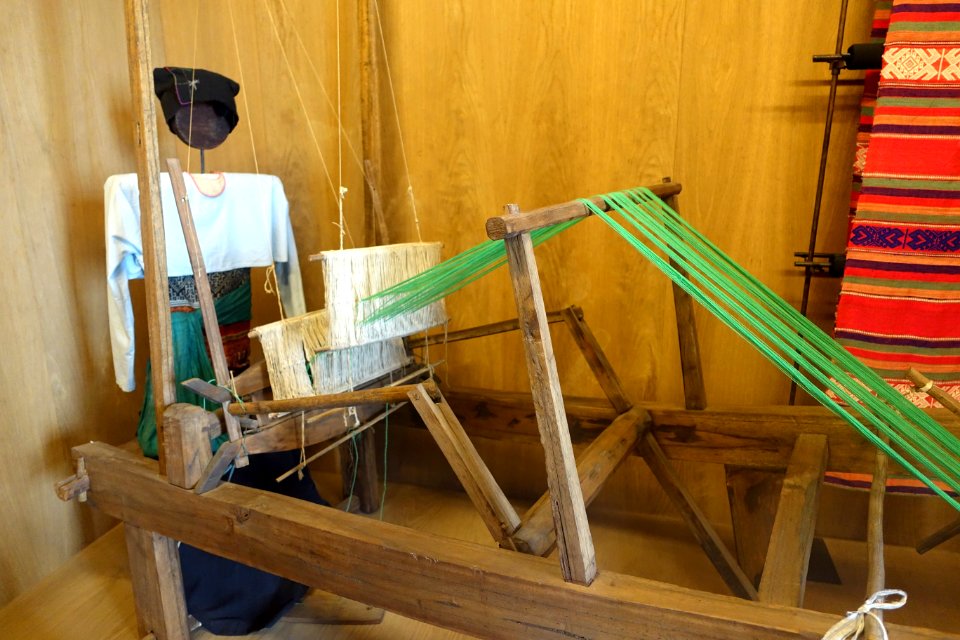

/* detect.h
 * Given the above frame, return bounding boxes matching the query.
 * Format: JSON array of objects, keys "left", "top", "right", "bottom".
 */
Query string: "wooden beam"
[
  {"left": 562, "top": 305, "right": 632, "bottom": 413},
  {"left": 666, "top": 191, "right": 707, "bottom": 411},
  {"left": 758, "top": 434, "right": 828, "bottom": 607},
  {"left": 485, "top": 183, "right": 683, "bottom": 240},
  {"left": 359, "top": 0, "right": 388, "bottom": 246},
  {"left": 438, "top": 388, "right": 960, "bottom": 473},
  {"left": 510, "top": 407, "right": 649, "bottom": 555},
  {"left": 409, "top": 385, "right": 521, "bottom": 543},
  {"left": 166, "top": 159, "right": 248, "bottom": 467},
  {"left": 725, "top": 467, "right": 783, "bottom": 588},
  {"left": 124, "top": 524, "right": 189, "bottom": 640},
  {"left": 406, "top": 310, "right": 566, "bottom": 350},
  {"left": 916, "top": 516, "right": 960, "bottom": 555},
  {"left": 124, "top": 0, "right": 176, "bottom": 473},
  {"left": 503, "top": 218, "right": 596, "bottom": 585},
  {"left": 76, "top": 442, "right": 956, "bottom": 640},
  {"left": 228, "top": 381, "right": 440, "bottom": 416},
  {"left": 640, "top": 435, "right": 758, "bottom": 600}
]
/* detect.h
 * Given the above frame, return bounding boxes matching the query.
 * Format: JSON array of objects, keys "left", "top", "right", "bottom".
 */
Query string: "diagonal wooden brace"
[{"left": 409, "top": 383, "right": 521, "bottom": 544}]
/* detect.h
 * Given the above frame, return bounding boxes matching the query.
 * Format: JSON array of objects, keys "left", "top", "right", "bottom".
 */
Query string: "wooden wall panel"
[
  {"left": 0, "top": 0, "right": 166, "bottom": 606},
  {"left": 673, "top": 0, "right": 876, "bottom": 405},
  {"left": 155, "top": 0, "right": 367, "bottom": 315},
  {"left": 373, "top": 0, "right": 688, "bottom": 405}
]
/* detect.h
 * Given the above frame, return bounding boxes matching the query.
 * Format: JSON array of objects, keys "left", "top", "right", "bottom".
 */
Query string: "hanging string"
[
  {"left": 380, "top": 403, "right": 390, "bottom": 520},
  {"left": 297, "top": 411, "right": 306, "bottom": 481},
  {"left": 372, "top": 0, "right": 422, "bottom": 241},
  {"left": 227, "top": 0, "right": 260, "bottom": 174},
  {"left": 263, "top": 264, "right": 286, "bottom": 320},
  {"left": 261, "top": 0, "right": 344, "bottom": 220},
  {"left": 336, "top": 0, "right": 346, "bottom": 251},
  {"left": 820, "top": 590, "right": 907, "bottom": 640},
  {"left": 185, "top": 1, "right": 202, "bottom": 174}
]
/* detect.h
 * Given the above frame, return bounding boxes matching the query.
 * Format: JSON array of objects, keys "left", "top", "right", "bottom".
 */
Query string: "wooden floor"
[{"left": 2, "top": 482, "right": 959, "bottom": 639}]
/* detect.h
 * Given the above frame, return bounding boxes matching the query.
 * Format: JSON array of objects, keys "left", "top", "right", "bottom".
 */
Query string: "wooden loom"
[{"left": 55, "top": 1, "right": 960, "bottom": 638}]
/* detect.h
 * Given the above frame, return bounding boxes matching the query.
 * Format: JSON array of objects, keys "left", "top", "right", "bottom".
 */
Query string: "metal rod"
[{"left": 790, "top": 0, "right": 850, "bottom": 405}]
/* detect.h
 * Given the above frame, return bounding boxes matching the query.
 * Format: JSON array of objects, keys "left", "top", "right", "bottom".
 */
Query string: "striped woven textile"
[
  {"left": 849, "top": 2, "right": 891, "bottom": 220},
  {"left": 835, "top": 0, "right": 960, "bottom": 407}
]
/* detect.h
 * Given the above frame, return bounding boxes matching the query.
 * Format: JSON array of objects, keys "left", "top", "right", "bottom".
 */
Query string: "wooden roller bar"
[
  {"left": 485, "top": 181, "right": 683, "bottom": 240},
  {"left": 227, "top": 381, "right": 441, "bottom": 416}
]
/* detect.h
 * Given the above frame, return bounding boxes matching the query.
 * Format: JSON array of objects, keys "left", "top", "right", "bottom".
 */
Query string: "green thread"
[
  {"left": 354, "top": 186, "right": 960, "bottom": 512},
  {"left": 380, "top": 405, "right": 389, "bottom": 520}
]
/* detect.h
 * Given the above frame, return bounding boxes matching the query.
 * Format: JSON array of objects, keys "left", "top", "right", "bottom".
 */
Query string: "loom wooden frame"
[{"left": 57, "top": 2, "right": 958, "bottom": 638}]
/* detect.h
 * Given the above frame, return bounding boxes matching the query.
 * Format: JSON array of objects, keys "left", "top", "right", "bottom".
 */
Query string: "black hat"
[{"left": 153, "top": 67, "right": 240, "bottom": 150}]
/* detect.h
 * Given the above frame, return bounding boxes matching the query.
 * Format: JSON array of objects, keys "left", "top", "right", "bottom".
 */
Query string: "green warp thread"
[{"left": 361, "top": 188, "right": 960, "bottom": 510}]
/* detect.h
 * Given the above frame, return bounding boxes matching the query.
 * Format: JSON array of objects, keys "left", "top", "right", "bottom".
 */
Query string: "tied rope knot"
[{"left": 821, "top": 589, "right": 907, "bottom": 640}]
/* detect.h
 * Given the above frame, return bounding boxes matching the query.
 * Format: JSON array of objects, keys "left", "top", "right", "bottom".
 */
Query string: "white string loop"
[{"left": 821, "top": 590, "right": 907, "bottom": 640}]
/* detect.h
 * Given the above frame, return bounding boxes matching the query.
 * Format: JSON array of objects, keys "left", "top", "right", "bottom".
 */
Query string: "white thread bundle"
[
  {"left": 252, "top": 309, "right": 408, "bottom": 400},
  {"left": 320, "top": 242, "right": 446, "bottom": 347},
  {"left": 311, "top": 338, "right": 409, "bottom": 395}
]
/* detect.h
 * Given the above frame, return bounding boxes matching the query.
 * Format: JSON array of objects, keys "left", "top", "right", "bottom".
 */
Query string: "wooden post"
[
  {"left": 124, "top": 0, "right": 176, "bottom": 473},
  {"left": 166, "top": 158, "right": 248, "bottom": 467},
  {"left": 665, "top": 194, "right": 707, "bottom": 411},
  {"left": 724, "top": 467, "right": 783, "bottom": 588},
  {"left": 340, "top": 427, "right": 381, "bottom": 513},
  {"left": 359, "top": 0, "right": 389, "bottom": 246},
  {"left": 503, "top": 205, "right": 597, "bottom": 585},
  {"left": 409, "top": 384, "right": 521, "bottom": 543},
  {"left": 758, "top": 434, "right": 828, "bottom": 607},
  {"left": 865, "top": 444, "right": 889, "bottom": 640},
  {"left": 124, "top": 524, "right": 190, "bottom": 640}
]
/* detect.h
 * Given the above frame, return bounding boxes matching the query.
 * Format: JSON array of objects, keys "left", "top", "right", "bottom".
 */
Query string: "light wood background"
[{"left": 4, "top": 0, "right": 932, "bottom": 610}]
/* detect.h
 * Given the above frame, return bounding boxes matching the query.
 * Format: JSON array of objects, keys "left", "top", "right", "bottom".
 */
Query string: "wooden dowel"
[
  {"left": 485, "top": 182, "right": 682, "bottom": 240},
  {"left": 228, "top": 381, "right": 440, "bottom": 416},
  {"left": 907, "top": 367, "right": 960, "bottom": 418},
  {"left": 406, "top": 310, "right": 566, "bottom": 350}
]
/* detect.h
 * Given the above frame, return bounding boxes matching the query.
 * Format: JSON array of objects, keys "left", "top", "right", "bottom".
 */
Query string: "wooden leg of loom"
[
  {"left": 504, "top": 220, "right": 597, "bottom": 585},
  {"left": 758, "top": 434, "right": 828, "bottom": 607},
  {"left": 339, "top": 428, "right": 380, "bottom": 514},
  {"left": 409, "top": 384, "right": 521, "bottom": 544},
  {"left": 562, "top": 301, "right": 756, "bottom": 598},
  {"left": 725, "top": 467, "right": 784, "bottom": 588},
  {"left": 124, "top": 524, "right": 190, "bottom": 640}
]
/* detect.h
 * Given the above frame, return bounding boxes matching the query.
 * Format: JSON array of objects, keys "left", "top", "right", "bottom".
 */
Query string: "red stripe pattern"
[{"left": 836, "top": 0, "right": 960, "bottom": 407}]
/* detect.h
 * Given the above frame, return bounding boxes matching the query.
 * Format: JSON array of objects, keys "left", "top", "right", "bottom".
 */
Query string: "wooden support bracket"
[
  {"left": 758, "top": 434, "right": 828, "bottom": 607},
  {"left": 55, "top": 458, "right": 90, "bottom": 502},
  {"left": 510, "top": 407, "right": 649, "bottom": 555},
  {"left": 124, "top": 523, "right": 190, "bottom": 640}
]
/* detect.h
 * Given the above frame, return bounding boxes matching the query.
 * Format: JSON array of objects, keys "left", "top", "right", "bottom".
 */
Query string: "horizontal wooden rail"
[
  {"left": 485, "top": 182, "right": 683, "bottom": 240},
  {"left": 406, "top": 310, "right": 568, "bottom": 350},
  {"left": 228, "top": 381, "right": 440, "bottom": 416},
  {"left": 74, "top": 442, "right": 957, "bottom": 640}
]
